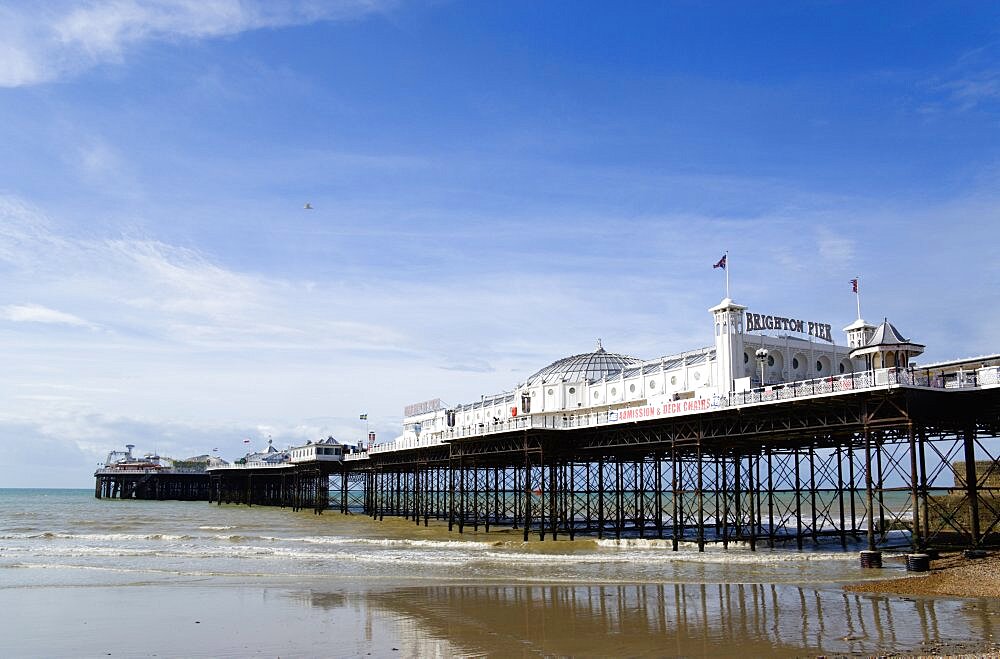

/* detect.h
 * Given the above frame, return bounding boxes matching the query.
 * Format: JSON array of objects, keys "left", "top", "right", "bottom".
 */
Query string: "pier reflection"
[{"left": 303, "top": 582, "right": 1000, "bottom": 657}]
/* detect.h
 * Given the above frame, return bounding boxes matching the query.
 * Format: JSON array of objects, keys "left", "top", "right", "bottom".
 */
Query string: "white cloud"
[
  {"left": 1, "top": 303, "right": 94, "bottom": 328},
  {"left": 936, "top": 73, "right": 1000, "bottom": 112},
  {"left": 921, "top": 43, "right": 1000, "bottom": 113},
  {"left": 0, "top": 0, "right": 395, "bottom": 87},
  {"left": 816, "top": 226, "right": 855, "bottom": 263}
]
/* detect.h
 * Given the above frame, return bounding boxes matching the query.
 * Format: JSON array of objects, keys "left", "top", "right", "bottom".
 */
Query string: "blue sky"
[{"left": 1, "top": 1, "right": 999, "bottom": 486}]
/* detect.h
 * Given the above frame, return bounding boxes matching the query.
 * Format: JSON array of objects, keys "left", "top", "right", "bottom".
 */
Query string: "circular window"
[
  {"left": 629, "top": 384, "right": 636, "bottom": 393},
  {"left": 816, "top": 360, "right": 823, "bottom": 372},
  {"left": 530, "top": 391, "right": 536, "bottom": 397},
  {"left": 792, "top": 358, "right": 799, "bottom": 369},
  {"left": 610, "top": 387, "right": 617, "bottom": 396},
  {"left": 694, "top": 371, "right": 701, "bottom": 381},
  {"left": 593, "top": 391, "right": 600, "bottom": 400},
  {"left": 568, "top": 387, "right": 576, "bottom": 394},
  {"left": 767, "top": 356, "right": 775, "bottom": 367},
  {"left": 670, "top": 376, "right": 677, "bottom": 385},
  {"left": 547, "top": 388, "right": 553, "bottom": 395},
  {"left": 649, "top": 380, "right": 657, "bottom": 389},
  {"left": 744, "top": 352, "right": 749, "bottom": 364}
]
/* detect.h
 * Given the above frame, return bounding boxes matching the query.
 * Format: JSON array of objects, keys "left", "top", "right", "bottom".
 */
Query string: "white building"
[
  {"left": 394, "top": 296, "right": 928, "bottom": 446},
  {"left": 289, "top": 436, "right": 348, "bottom": 463}
]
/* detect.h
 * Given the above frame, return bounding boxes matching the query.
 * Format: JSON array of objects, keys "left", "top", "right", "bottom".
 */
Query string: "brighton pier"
[{"left": 96, "top": 295, "right": 1000, "bottom": 554}]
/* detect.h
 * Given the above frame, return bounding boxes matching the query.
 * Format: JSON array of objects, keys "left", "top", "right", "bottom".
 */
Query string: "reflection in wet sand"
[{"left": 302, "top": 583, "right": 1000, "bottom": 657}]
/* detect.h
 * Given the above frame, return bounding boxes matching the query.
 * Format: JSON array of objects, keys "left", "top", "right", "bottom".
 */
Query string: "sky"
[{"left": 2, "top": 1, "right": 999, "bottom": 487}]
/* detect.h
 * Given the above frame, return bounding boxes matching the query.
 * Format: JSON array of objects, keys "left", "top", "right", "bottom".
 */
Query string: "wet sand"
[
  {"left": 842, "top": 552, "right": 1000, "bottom": 658},
  {"left": 4, "top": 577, "right": 1000, "bottom": 658}
]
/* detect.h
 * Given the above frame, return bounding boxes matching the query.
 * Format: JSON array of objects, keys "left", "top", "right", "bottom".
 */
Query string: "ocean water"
[{"left": 1, "top": 488, "right": 997, "bottom": 658}]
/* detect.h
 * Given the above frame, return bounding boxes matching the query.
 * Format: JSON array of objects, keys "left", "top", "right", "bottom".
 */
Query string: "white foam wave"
[
  {"left": 272, "top": 535, "right": 497, "bottom": 550},
  {"left": 595, "top": 538, "right": 857, "bottom": 563},
  {"left": 29, "top": 532, "right": 192, "bottom": 541}
]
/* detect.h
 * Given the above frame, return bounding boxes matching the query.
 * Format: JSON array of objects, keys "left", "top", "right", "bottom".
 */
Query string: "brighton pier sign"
[{"left": 746, "top": 311, "right": 833, "bottom": 343}]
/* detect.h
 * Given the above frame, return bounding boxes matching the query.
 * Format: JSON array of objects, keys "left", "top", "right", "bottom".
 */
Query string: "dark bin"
[
  {"left": 905, "top": 553, "right": 930, "bottom": 572},
  {"left": 860, "top": 550, "right": 882, "bottom": 568}
]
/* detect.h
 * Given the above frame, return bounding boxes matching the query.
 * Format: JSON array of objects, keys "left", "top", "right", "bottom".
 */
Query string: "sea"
[{"left": 1, "top": 488, "right": 997, "bottom": 658}]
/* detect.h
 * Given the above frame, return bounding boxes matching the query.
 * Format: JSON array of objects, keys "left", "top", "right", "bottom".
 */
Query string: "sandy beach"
[{"left": 846, "top": 551, "right": 1000, "bottom": 599}]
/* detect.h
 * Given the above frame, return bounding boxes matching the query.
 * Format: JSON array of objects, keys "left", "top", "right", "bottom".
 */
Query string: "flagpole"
[
  {"left": 725, "top": 251, "right": 730, "bottom": 299},
  {"left": 856, "top": 276, "right": 862, "bottom": 320}
]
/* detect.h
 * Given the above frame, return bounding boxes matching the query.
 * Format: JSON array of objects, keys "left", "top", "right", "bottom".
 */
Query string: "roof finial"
[{"left": 596, "top": 338, "right": 603, "bottom": 352}]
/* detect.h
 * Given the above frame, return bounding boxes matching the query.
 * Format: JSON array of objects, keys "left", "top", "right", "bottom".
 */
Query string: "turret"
[
  {"left": 843, "top": 318, "right": 875, "bottom": 350},
  {"left": 849, "top": 318, "right": 924, "bottom": 370},
  {"left": 709, "top": 297, "right": 747, "bottom": 394}
]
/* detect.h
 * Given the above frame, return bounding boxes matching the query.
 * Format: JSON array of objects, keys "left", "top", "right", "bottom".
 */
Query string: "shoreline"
[{"left": 845, "top": 550, "right": 1000, "bottom": 598}]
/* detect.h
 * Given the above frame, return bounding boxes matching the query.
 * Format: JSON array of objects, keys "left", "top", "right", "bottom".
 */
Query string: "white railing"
[
  {"left": 207, "top": 461, "right": 294, "bottom": 471},
  {"left": 447, "top": 414, "right": 536, "bottom": 438},
  {"left": 94, "top": 467, "right": 205, "bottom": 475},
  {"left": 368, "top": 434, "right": 448, "bottom": 454},
  {"left": 979, "top": 366, "right": 1000, "bottom": 387}
]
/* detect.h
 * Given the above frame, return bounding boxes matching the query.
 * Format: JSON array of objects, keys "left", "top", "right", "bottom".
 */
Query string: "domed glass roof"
[{"left": 524, "top": 342, "right": 643, "bottom": 386}]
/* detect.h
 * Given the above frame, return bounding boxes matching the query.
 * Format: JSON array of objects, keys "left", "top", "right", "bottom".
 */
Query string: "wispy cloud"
[
  {"left": 1, "top": 303, "right": 95, "bottom": 328},
  {"left": 0, "top": 0, "right": 395, "bottom": 87},
  {"left": 937, "top": 73, "right": 1000, "bottom": 112},
  {"left": 816, "top": 226, "right": 855, "bottom": 263},
  {"left": 918, "top": 42, "right": 1000, "bottom": 113}
]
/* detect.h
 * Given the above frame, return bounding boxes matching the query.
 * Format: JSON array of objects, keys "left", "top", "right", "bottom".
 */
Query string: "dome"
[{"left": 524, "top": 342, "right": 643, "bottom": 386}]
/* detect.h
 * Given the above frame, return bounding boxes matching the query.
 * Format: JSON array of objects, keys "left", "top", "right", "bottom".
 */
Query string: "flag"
[
  {"left": 713, "top": 254, "right": 727, "bottom": 269},
  {"left": 359, "top": 414, "right": 368, "bottom": 420},
  {"left": 850, "top": 278, "right": 858, "bottom": 293}
]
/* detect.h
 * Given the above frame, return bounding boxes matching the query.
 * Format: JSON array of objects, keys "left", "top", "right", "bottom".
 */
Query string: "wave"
[
  {"left": 274, "top": 536, "right": 498, "bottom": 550},
  {"left": 3, "top": 562, "right": 275, "bottom": 578},
  {"left": 25, "top": 532, "right": 194, "bottom": 542},
  {"left": 0, "top": 532, "right": 203, "bottom": 546},
  {"left": 204, "top": 534, "right": 499, "bottom": 550},
  {"left": 594, "top": 538, "right": 858, "bottom": 563}
]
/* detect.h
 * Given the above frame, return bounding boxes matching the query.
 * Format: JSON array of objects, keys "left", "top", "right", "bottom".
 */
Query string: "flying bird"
[{"left": 303, "top": 202, "right": 313, "bottom": 210}]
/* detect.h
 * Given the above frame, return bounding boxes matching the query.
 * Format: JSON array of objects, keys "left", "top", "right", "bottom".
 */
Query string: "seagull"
[{"left": 303, "top": 202, "right": 313, "bottom": 210}]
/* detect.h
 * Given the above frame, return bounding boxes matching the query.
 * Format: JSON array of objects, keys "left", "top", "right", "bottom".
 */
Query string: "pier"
[
  {"left": 94, "top": 468, "right": 211, "bottom": 501},
  {"left": 208, "top": 464, "right": 333, "bottom": 513},
  {"left": 94, "top": 445, "right": 212, "bottom": 501},
  {"left": 334, "top": 366, "right": 1000, "bottom": 552},
  {"left": 95, "top": 297, "right": 1000, "bottom": 553},
  {"left": 171, "top": 364, "right": 1000, "bottom": 553}
]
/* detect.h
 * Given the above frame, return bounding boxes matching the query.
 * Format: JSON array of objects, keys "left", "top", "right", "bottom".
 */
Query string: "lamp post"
[
  {"left": 755, "top": 348, "right": 769, "bottom": 387},
  {"left": 360, "top": 413, "right": 369, "bottom": 450}
]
